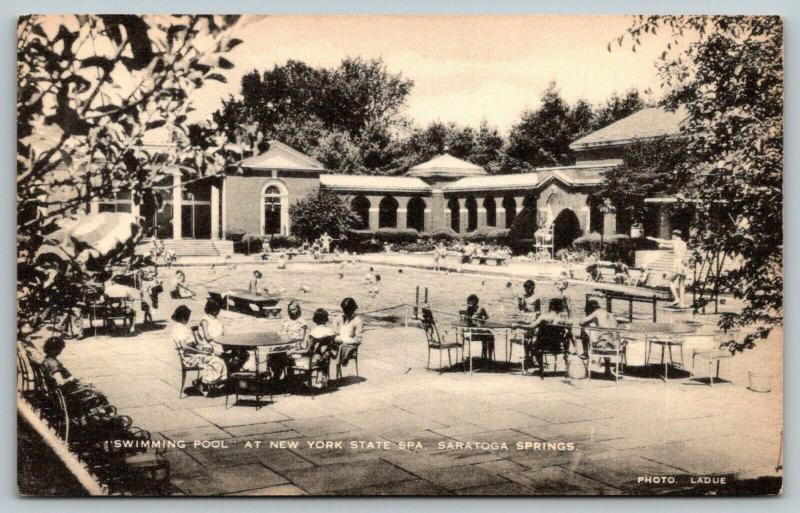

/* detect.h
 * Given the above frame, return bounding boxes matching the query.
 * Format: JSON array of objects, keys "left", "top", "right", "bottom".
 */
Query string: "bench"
[
  {"left": 81, "top": 301, "right": 135, "bottom": 333},
  {"left": 586, "top": 289, "right": 671, "bottom": 323},
  {"left": 460, "top": 254, "right": 507, "bottom": 266}
]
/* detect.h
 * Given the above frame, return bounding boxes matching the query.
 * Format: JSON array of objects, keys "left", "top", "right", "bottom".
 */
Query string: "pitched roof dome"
[{"left": 406, "top": 153, "right": 486, "bottom": 178}]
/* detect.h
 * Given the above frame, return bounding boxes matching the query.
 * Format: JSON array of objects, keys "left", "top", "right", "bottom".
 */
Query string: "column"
[
  {"left": 515, "top": 196, "right": 526, "bottom": 214},
  {"left": 602, "top": 211, "right": 617, "bottom": 239},
  {"left": 496, "top": 197, "right": 506, "bottom": 229},
  {"left": 581, "top": 206, "right": 591, "bottom": 234},
  {"left": 396, "top": 196, "right": 410, "bottom": 230},
  {"left": 221, "top": 179, "right": 227, "bottom": 239},
  {"left": 89, "top": 199, "right": 99, "bottom": 215},
  {"left": 423, "top": 207, "right": 432, "bottom": 232},
  {"left": 172, "top": 171, "right": 182, "bottom": 240},
  {"left": 658, "top": 205, "right": 671, "bottom": 239},
  {"left": 477, "top": 197, "right": 487, "bottom": 229},
  {"left": 367, "top": 196, "right": 380, "bottom": 231},
  {"left": 210, "top": 182, "right": 220, "bottom": 240},
  {"left": 458, "top": 197, "right": 468, "bottom": 234}
]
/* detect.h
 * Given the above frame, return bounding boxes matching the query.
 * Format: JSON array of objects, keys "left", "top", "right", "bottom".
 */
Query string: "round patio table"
[
  {"left": 450, "top": 319, "right": 512, "bottom": 375},
  {"left": 622, "top": 322, "right": 697, "bottom": 381}
]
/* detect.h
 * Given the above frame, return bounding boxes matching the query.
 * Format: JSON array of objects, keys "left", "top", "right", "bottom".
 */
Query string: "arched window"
[
  {"left": 465, "top": 197, "right": 478, "bottom": 232},
  {"left": 261, "top": 181, "right": 289, "bottom": 236},
  {"left": 483, "top": 197, "right": 497, "bottom": 227},
  {"left": 407, "top": 197, "right": 426, "bottom": 232},
  {"left": 378, "top": 196, "right": 399, "bottom": 228},
  {"left": 448, "top": 197, "right": 460, "bottom": 232},
  {"left": 351, "top": 195, "right": 370, "bottom": 230},
  {"left": 263, "top": 185, "right": 282, "bottom": 235},
  {"left": 502, "top": 196, "right": 517, "bottom": 228}
]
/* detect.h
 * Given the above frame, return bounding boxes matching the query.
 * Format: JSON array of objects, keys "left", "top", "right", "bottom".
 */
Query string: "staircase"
[{"left": 137, "top": 239, "right": 234, "bottom": 259}]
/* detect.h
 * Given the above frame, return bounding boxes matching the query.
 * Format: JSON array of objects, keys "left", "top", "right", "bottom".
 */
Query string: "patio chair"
[
  {"left": 335, "top": 342, "right": 360, "bottom": 380},
  {"left": 288, "top": 335, "right": 335, "bottom": 399},
  {"left": 27, "top": 360, "right": 70, "bottom": 441},
  {"left": 172, "top": 327, "right": 203, "bottom": 399},
  {"left": 420, "top": 308, "right": 462, "bottom": 372},
  {"left": 585, "top": 326, "right": 628, "bottom": 383},
  {"left": 458, "top": 310, "right": 496, "bottom": 361},
  {"left": 690, "top": 329, "right": 739, "bottom": 386},
  {"left": 227, "top": 347, "right": 273, "bottom": 409},
  {"left": 531, "top": 322, "right": 571, "bottom": 379},
  {"left": 17, "top": 344, "right": 35, "bottom": 395},
  {"left": 508, "top": 328, "right": 533, "bottom": 375}
]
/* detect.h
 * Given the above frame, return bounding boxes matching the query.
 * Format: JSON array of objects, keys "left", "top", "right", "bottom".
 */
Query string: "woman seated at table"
[
  {"left": 199, "top": 299, "right": 241, "bottom": 371},
  {"left": 522, "top": 298, "right": 571, "bottom": 366},
  {"left": 579, "top": 300, "right": 620, "bottom": 374},
  {"left": 171, "top": 305, "right": 226, "bottom": 396},
  {"left": 517, "top": 280, "right": 541, "bottom": 320},
  {"left": 171, "top": 270, "right": 195, "bottom": 299},
  {"left": 464, "top": 294, "right": 495, "bottom": 360},
  {"left": 334, "top": 297, "right": 364, "bottom": 368},
  {"left": 290, "top": 308, "right": 336, "bottom": 387}
]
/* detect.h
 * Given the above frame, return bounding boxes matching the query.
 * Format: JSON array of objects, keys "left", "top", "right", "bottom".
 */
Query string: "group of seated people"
[
  {"left": 456, "top": 278, "right": 622, "bottom": 376},
  {"left": 170, "top": 295, "right": 364, "bottom": 396},
  {"left": 584, "top": 254, "right": 652, "bottom": 287}
]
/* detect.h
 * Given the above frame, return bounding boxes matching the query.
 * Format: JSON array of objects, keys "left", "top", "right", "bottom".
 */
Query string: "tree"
[
  {"left": 619, "top": 16, "right": 783, "bottom": 346},
  {"left": 396, "top": 120, "right": 508, "bottom": 173},
  {"left": 17, "top": 15, "right": 241, "bottom": 341},
  {"left": 213, "top": 57, "right": 413, "bottom": 173},
  {"left": 593, "top": 89, "right": 648, "bottom": 130},
  {"left": 289, "top": 190, "right": 359, "bottom": 241},
  {"left": 507, "top": 83, "right": 596, "bottom": 168},
  {"left": 597, "top": 137, "right": 689, "bottom": 226}
]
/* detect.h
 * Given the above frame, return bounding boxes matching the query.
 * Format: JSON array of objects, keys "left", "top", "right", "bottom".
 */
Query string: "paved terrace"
[{"left": 60, "top": 307, "right": 783, "bottom": 496}]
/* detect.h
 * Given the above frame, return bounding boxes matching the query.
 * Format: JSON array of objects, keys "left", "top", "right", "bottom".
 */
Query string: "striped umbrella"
[{"left": 63, "top": 212, "right": 140, "bottom": 261}]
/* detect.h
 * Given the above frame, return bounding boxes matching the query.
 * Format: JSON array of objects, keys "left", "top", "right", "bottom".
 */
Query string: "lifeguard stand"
[{"left": 533, "top": 226, "right": 554, "bottom": 259}]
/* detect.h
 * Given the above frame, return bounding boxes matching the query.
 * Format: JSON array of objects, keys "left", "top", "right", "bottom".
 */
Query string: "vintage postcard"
[{"left": 17, "top": 14, "right": 783, "bottom": 496}]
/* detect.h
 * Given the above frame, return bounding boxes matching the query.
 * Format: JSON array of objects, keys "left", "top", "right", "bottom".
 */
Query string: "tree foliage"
[
  {"left": 597, "top": 137, "right": 690, "bottom": 225},
  {"left": 619, "top": 15, "right": 783, "bottom": 344},
  {"left": 17, "top": 15, "right": 241, "bottom": 340},
  {"left": 288, "top": 190, "right": 359, "bottom": 241},
  {"left": 213, "top": 57, "right": 413, "bottom": 174},
  {"left": 395, "top": 120, "right": 508, "bottom": 174},
  {"left": 506, "top": 83, "right": 644, "bottom": 170}
]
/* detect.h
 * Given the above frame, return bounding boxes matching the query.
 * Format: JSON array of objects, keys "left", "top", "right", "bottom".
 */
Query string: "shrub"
[
  {"left": 266, "top": 235, "right": 301, "bottom": 250},
  {"left": 570, "top": 232, "right": 657, "bottom": 264},
  {"left": 572, "top": 232, "right": 603, "bottom": 256},
  {"left": 508, "top": 206, "right": 538, "bottom": 242},
  {"left": 372, "top": 227, "right": 420, "bottom": 244},
  {"left": 421, "top": 228, "right": 461, "bottom": 242},
  {"left": 289, "top": 189, "right": 359, "bottom": 241},
  {"left": 508, "top": 238, "right": 535, "bottom": 255},
  {"left": 226, "top": 228, "right": 246, "bottom": 243},
  {"left": 464, "top": 227, "right": 510, "bottom": 244},
  {"left": 341, "top": 230, "right": 383, "bottom": 253},
  {"left": 393, "top": 241, "right": 435, "bottom": 253}
]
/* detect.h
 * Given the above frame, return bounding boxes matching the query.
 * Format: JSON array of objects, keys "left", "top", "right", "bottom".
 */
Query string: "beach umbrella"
[
  {"left": 37, "top": 212, "right": 141, "bottom": 266},
  {"left": 63, "top": 212, "right": 140, "bottom": 258}
]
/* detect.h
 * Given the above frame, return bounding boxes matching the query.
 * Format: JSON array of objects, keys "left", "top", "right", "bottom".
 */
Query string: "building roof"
[
  {"left": 444, "top": 172, "right": 539, "bottom": 192},
  {"left": 239, "top": 141, "right": 325, "bottom": 171},
  {"left": 406, "top": 154, "right": 486, "bottom": 178},
  {"left": 536, "top": 165, "right": 608, "bottom": 188},
  {"left": 569, "top": 107, "right": 688, "bottom": 150},
  {"left": 319, "top": 174, "right": 430, "bottom": 193}
]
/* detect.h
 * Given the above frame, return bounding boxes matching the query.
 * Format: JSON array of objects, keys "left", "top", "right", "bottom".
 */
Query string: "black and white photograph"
[{"left": 16, "top": 14, "right": 783, "bottom": 496}]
